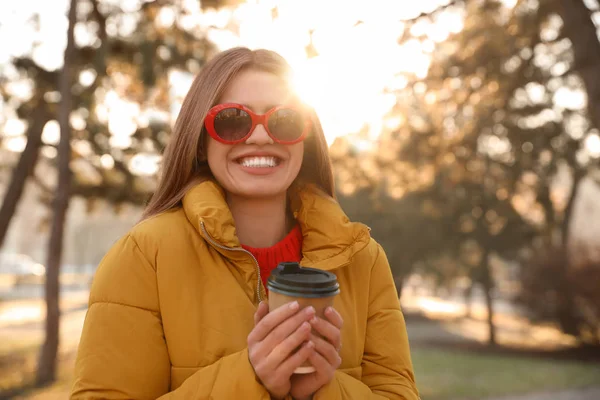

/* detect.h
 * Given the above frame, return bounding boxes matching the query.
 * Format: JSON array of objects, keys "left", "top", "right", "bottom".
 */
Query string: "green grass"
[
  {"left": 412, "top": 347, "right": 600, "bottom": 400},
  {"left": 3, "top": 343, "right": 600, "bottom": 399}
]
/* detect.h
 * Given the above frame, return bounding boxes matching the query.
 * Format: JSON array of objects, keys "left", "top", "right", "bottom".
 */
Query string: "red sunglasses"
[{"left": 204, "top": 103, "right": 311, "bottom": 145}]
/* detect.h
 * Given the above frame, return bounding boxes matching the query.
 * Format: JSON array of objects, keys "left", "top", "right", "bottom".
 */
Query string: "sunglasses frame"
[{"left": 204, "top": 103, "right": 311, "bottom": 145}]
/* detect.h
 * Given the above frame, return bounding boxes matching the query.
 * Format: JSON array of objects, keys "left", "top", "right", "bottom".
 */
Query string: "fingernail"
[
  {"left": 305, "top": 340, "right": 314, "bottom": 349},
  {"left": 302, "top": 321, "right": 311, "bottom": 330},
  {"left": 305, "top": 306, "right": 315, "bottom": 315},
  {"left": 289, "top": 301, "right": 299, "bottom": 310},
  {"left": 310, "top": 316, "right": 318, "bottom": 324},
  {"left": 326, "top": 307, "right": 333, "bottom": 314}
]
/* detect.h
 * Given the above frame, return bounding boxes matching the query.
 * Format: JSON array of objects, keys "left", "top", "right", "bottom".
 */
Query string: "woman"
[{"left": 71, "top": 47, "right": 419, "bottom": 400}]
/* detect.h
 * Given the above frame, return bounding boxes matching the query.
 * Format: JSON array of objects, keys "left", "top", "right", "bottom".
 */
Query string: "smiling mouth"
[{"left": 236, "top": 156, "right": 282, "bottom": 168}]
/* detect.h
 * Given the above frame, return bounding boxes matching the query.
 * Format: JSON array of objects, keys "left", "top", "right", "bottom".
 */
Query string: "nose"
[{"left": 245, "top": 124, "right": 274, "bottom": 145}]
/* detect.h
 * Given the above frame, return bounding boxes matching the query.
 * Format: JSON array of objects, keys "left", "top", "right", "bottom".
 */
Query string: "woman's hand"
[
  {"left": 289, "top": 307, "right": 343, "bottom": 400},
  {"left": 248, "top": 301, "right": 317, "bottom": 400}
]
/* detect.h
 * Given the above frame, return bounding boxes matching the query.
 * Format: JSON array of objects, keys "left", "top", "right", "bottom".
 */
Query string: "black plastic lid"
[{"left": 267, "top": 262, "right": 340, "bottom": 298}]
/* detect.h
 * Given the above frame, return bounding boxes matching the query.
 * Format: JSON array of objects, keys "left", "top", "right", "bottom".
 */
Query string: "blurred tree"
[
  {"left": 519, "top": 243, "right": 600, "bottom": 344},
  {"left": 0, "top": 102, "right": 50, "bottom": 248},
  {"left": 557, "top": 0, "right": 600, "bottom": 132},
  {"left": 335, "top": 0, "right": 600, "bottom": 343},
  {"left": 36, "top": 0, "right": 78, "bottom": 386},
  {"left": 410, "top": 0, "right": 600, "bottom": 342},
  {"left": 0, "top": 0, "right": 234, "bottom": 387},
  {"left": 0, "top": 0, "right": 220, "bottom": 250},
  {"left": 337, "top": 185, "right": 448, "bottom": 297}
]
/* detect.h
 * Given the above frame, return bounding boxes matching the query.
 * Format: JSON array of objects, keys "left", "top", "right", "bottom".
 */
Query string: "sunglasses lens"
[
  {"left": 213, "top": 108, "right": 252, "bottom": 141},
  {"left": 268, "top": 108, "right": 305, "bottom": 142}
]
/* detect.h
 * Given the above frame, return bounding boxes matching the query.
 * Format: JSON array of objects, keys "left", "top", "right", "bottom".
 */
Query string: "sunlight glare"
[
  {"left": 5, "top": 79, "right": 34, "bottom": 101},
  {"left": 418, "top": 297, "right": 461, "bottom": 315},
  {"left": 0, "top": 304, "right": 41, "bottom": 324},
  {"left": 554, "top": 87, "right": 587, "bottom": 110},
  {"left": 501, "top": 0, "right": 519, "bottom": 8},
  {"left": 4, "top": 136, "right": 27, "bottom": 152},
  {"left": 0, "top": 0, "right": 465, "bottom": 151},
  {"left": 156, "top": 6, "right": 176, "bottom": 29},
  {"left": 109, "top": 135, "right": 133, "bottom": 149},
  {"left": 100, "top": 154, "right": 115, "bottom": 169},
  {"left": 42, "top": 120, "right": 60, "bottom": 145},
  {"left": 203, "top": 0, "right": 460, "bottom": 144},
  {"left": 41, "top": 145, "right": 58, "bottom": 159},
  {"left": 585, "top": 132, "right": 600, "bottom": 157},
  {"left": 105, "top": 91, "right": 140, "bottom": 138},
  {"left": 4, "top": 119, "right": 27, "bottom": 136},
  {"left": 129, "top": 153, "right": 161, "bottom": 176},
  {"left": 79, "top": 69, "right": 97, "bottom": 87}
]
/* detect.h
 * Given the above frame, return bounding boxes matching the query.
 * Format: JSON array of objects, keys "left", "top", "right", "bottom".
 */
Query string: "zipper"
[{"left": 200, "top": 221, "right": 264, "bottom": 304}]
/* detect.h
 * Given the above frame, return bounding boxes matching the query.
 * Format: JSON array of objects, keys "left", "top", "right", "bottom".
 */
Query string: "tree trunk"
[
  {"left": 555, "top": 169, "right": 585, "bottom": 337},
  {"left": 561, "top": 169, "right": 584, "bottom": 249},
  {"left": 0, "top": 109, "right": 49, "bottom": 250},
  {"left": 480, "top": 249, "right": 496, "bottom": 345},
  {"left": 36, "top": 0, "right": 77, "bottom": 386},
  {"left": 558, "top": 0, "right": 600, "bottom": 132},
  {"left": 537, "top": 182, "right": 556, "bottom": 246},
  {"left": 463, "top": 280, "right": 474, "bottom": 319},
  {"left": 395, "top": 275, "right": 404, "bottom": 299}
]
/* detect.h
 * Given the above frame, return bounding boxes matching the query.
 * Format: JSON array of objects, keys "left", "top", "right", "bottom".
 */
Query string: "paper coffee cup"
[{"left": 267, "top": 262, "right": 340, "bottom": 374}]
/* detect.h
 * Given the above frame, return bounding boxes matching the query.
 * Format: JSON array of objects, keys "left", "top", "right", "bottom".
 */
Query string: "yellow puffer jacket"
[{"left": 71, "top": 181, "right": 420, "bottom": 400}]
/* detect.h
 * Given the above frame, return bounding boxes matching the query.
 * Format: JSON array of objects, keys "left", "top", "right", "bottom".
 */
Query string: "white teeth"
[{"left": 239, "top": 156, "right": 279, "bottom": 168}]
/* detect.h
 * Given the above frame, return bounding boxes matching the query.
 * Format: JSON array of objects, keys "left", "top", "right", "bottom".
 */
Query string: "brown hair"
[{"left": 141, "top": 47, "right": 334, "bottom": 220}]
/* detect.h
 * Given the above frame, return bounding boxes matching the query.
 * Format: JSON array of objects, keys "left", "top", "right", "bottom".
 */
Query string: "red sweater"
[{"left": 241, "top": 225, "right": 303, "bottom": 290}]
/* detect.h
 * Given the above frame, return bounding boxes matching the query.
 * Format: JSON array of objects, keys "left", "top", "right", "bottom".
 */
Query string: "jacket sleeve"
[
  {"left": 313, "top": 243, "right": 420, "bottom": 400},
  {"left": 71, "top": 234, "right": 271, "bottom": 400}
]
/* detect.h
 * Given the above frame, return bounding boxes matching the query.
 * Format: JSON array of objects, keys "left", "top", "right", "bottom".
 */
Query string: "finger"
[
  {"left": 266, "top": 321, "right": 312, "bottom": 367},
  {"left": 310, "top": 333, "right": 342, "bottom": 367},
  {"left": 309, "top": 316, "right": 341, "bottom": 351},
  {"left": 324, "top": 307, "right": 344, "bottom": 330},
  {"left": 263, "top": 306, "right": 316, "bottom": 349},
  {"left": 254, "top": 301, "right": 269, "bottom": 326},
  {"left": 248, "top": 301, "right": 300, "bottom": 343},
  {"left": 277, "top": 340, "right": 315, "bottom": 378},
  {"left": 308, "top": 348, "right": 339, "bottom": 378}
]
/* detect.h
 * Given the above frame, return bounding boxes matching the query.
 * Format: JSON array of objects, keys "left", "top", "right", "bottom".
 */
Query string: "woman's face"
[{"left": 206, "top": 69, "right": 304, "bottom": 200}]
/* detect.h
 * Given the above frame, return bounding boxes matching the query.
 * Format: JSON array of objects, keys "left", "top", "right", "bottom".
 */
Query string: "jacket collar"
[{"left": 182, "top": 180, "right": 371, "bottom": 271}]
